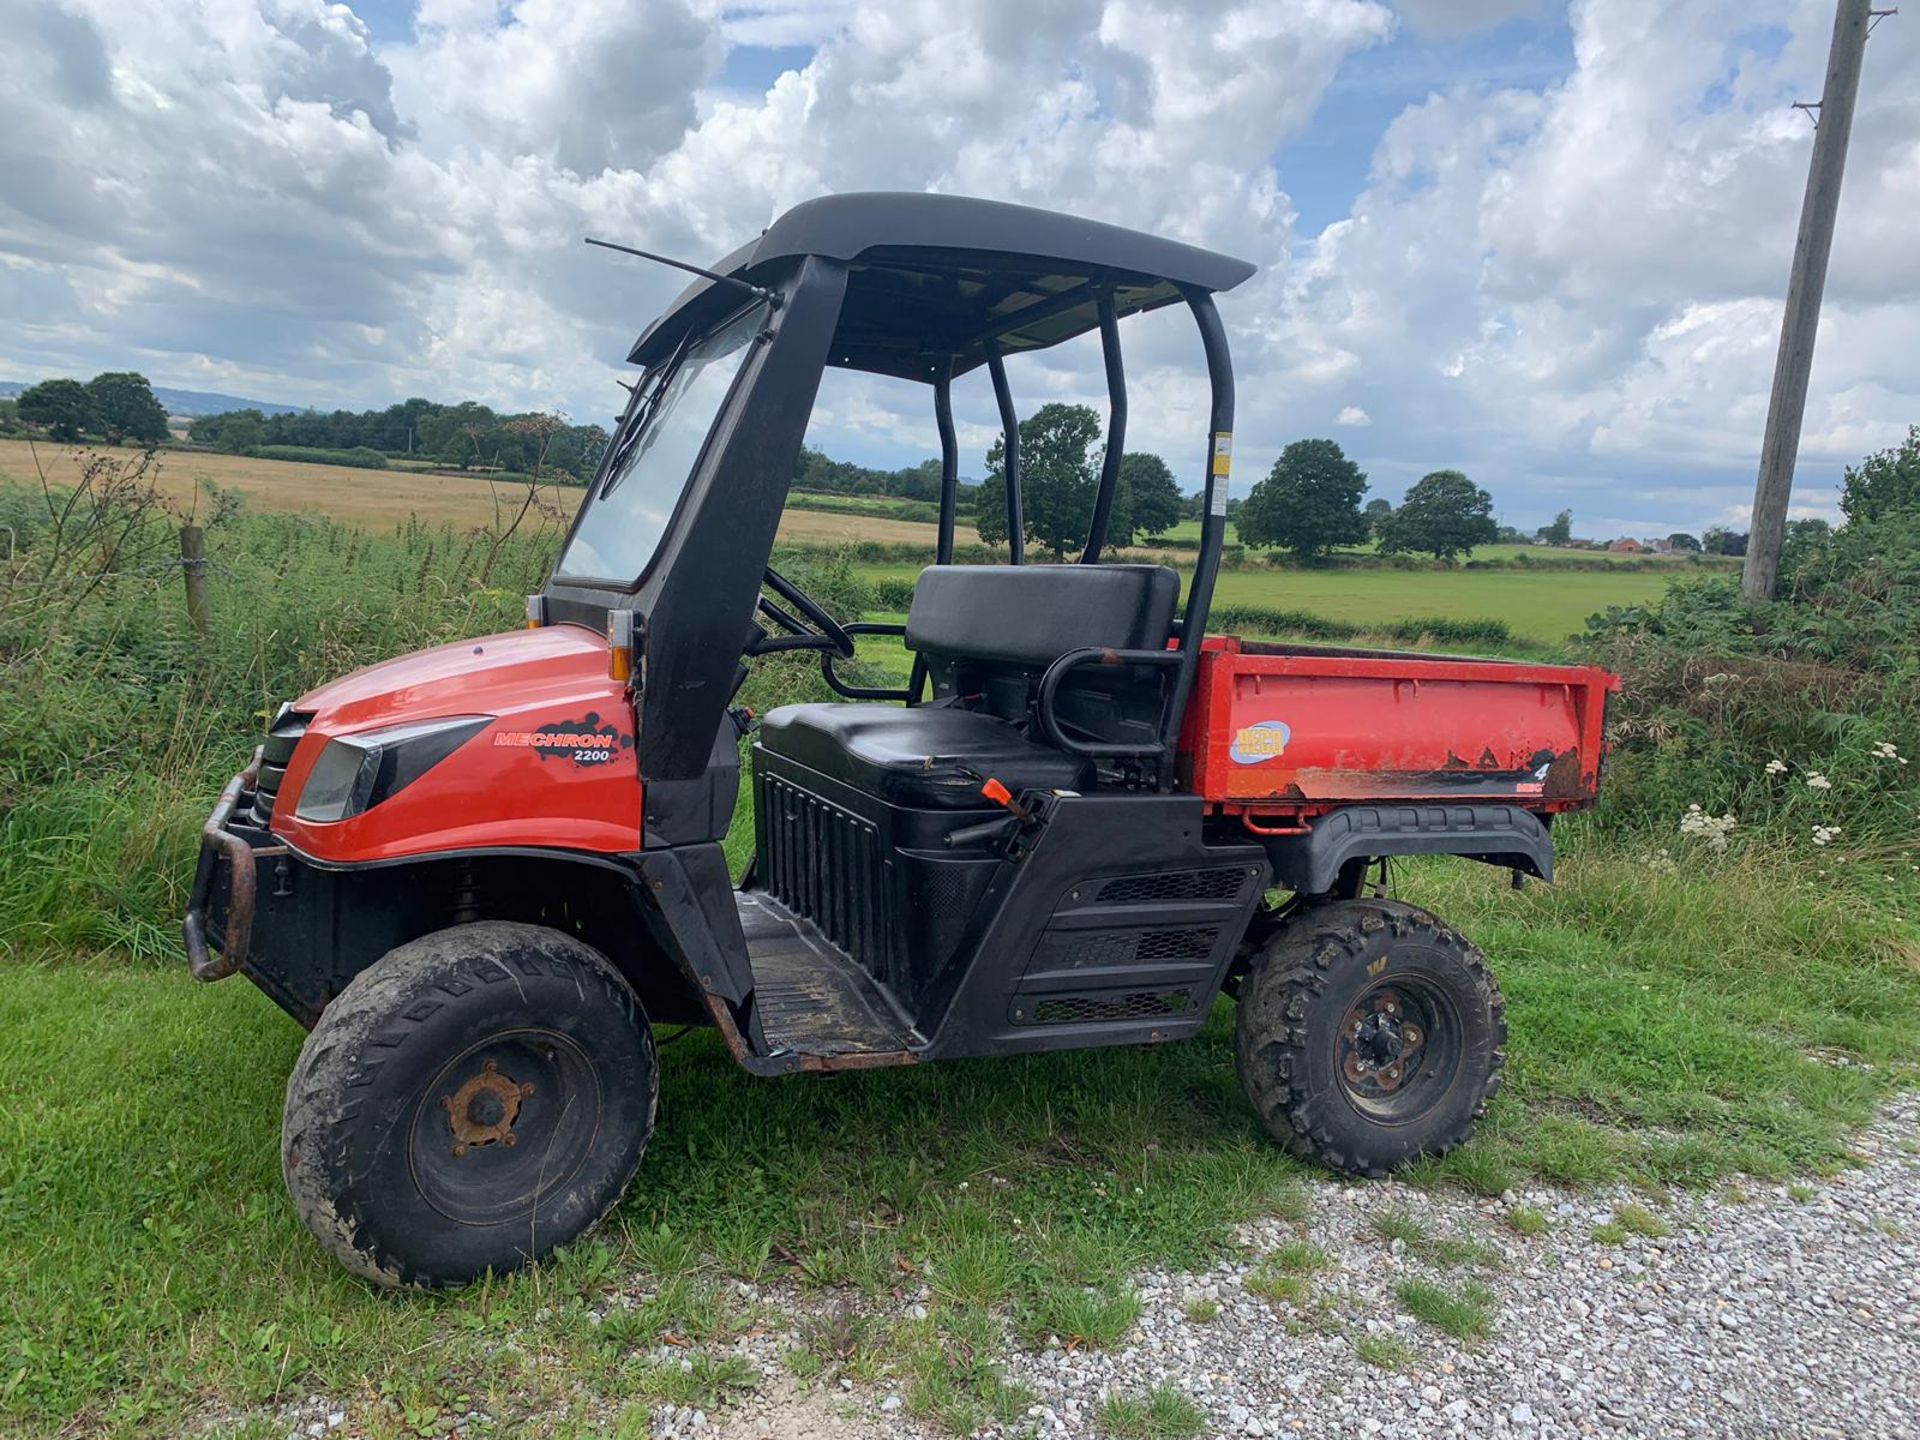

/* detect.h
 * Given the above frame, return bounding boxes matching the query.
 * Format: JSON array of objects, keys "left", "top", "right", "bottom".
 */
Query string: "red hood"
[
  {"left": 297, "top": 624, "right": 613, "bottom": 732},
  {"left": 277, "top": 621, "right": 642, "bottom": 861}
]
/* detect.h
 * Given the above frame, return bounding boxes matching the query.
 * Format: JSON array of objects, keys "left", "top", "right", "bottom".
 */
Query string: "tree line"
[{"left": 186, "top": 399, "right": 609, "bottom": 481}]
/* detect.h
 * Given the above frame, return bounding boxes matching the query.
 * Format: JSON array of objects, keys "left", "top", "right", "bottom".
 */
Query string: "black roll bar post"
[
  {"left": 985, "top": 344, "right": 1024, "bottom": 564},
  {"left": 932, "top": 362, "right": 959, "bottom": 566},
  {"left": 1159, "top": 287, "right": 1234, "bottom": 790},
  {"left": 1081, "top": 290, "right": 1127, "bottom": 564}
]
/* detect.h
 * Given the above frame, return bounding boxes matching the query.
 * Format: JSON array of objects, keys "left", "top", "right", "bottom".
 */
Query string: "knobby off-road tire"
[
  {"left": 283, "top": 921, "right": 658, "bottom": 1289},
  {"left": 1234, "top": 899, "right": 1505, "bottom": 1177}
]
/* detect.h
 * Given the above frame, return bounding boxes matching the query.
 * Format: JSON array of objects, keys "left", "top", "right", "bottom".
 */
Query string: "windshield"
[{"left": 557, "top": 300, "right": 768, "bottom": 583}]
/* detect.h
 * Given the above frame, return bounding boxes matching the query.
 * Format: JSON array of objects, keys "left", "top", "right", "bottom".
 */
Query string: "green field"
[{"left": 854, "top": 560, "right": 1678, "bottom": 646}]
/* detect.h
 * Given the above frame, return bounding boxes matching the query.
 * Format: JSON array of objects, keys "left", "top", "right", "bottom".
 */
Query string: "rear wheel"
[
  {"left": 1233, "top": 899, "right": 1504, "bottom": 1176},
  {"left": 282, "top": 921, "right": 657, "bottom": 1288}
]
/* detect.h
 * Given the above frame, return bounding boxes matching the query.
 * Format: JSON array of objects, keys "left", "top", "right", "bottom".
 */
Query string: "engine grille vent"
[
  {"left": 1051, "top": 926, "right": 1219, "bottom": 971},
  {"left": 1096, "top": 867, "right": 1246, "bottom": 905},
  {"left": 759, "top": 770, "right": 893, "bottom": 974},
  {"left": 249, "top": 707, "right": 312, "bottom": 826},
  {"left": 1022, "top": 989, "right": 1196, "bottom": 1026}
]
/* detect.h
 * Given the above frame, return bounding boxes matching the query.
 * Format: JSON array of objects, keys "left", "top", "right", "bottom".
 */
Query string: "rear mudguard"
[{"left": 1260, "top": 804, "right": 1552, "bottom": 895}]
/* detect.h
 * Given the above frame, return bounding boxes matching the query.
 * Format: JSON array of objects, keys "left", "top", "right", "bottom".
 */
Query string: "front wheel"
[
  {"left": 1234, "top": 899, "right": 1505, "bottom": 1177},
  {"left": 282, "top": 921, "right": 658, "bottom": 1288}
]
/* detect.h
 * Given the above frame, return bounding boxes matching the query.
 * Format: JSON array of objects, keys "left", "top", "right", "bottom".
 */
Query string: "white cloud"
[{"left": 0, "top": 0, "right": 1915, "bottom": 536}]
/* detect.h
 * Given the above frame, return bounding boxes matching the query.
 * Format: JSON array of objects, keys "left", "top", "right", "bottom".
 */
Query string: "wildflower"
[
  {"left": 1870, "top": 742, "right": 1908, "bottom": 766},
  {"left": 1679, "top": 804, "right": 1737, "bottom": 851},
  {"left": 1811, "top": 824, "right": 1841, "bottom": 847},
  {"left": 1805, "top": 772, "right": 1832, "bottom": 791},
  {"left": 1765, "top": 759, "right": 1788, "bottom": 775}
]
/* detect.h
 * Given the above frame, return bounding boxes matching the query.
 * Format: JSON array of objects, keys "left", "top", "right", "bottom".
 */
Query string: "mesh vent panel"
[
  {"left": 1024, "top": 989, "right": 1195, "bottom": 1025},
  {"left": 1051, "top": 927, "right": 1219, "bottom": 970},
  {"left": 1095, "top": 868, "right": 1245, "bottom": 905}
]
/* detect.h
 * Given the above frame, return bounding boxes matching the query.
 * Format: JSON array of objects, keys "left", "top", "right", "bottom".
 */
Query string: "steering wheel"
[{"left": 754, "top": 565, "right": 855, "bottom": 658}]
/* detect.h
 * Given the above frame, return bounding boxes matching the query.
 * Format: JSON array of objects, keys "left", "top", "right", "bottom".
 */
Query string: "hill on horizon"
[{"left": 0, "top": 379, "right": 303, "bottom": 418}]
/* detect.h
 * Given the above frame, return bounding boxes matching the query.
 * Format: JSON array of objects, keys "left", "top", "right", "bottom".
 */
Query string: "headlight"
[{"left": 293, "top": 716, "right": 490, "bottom": 823}]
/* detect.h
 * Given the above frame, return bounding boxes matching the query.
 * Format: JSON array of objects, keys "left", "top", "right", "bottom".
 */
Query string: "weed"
[
  {"left": 1269, "top": 1241, "right": 1334, "bottom": 1275},
  {"left": 1352, "top": 1333, "right": 1415, "bottom": 1372},
  {"left": 1097, "top": 1384, "right": 1207, "bottom": 1439},
  {"left": 899, "top": 1307, "right": 1031, "bottom": 1435},
  {"left": 1788, "top": 1182, "right": 1818, "bottom": 1203},
  {"left": 1614, "top": 1202, "right": 1670, "bottom": 1239},
  {"left": 1396, "top": 1281, "right": 1496, "bottom": 1344},
  {"left": 1590, "top": 1223, "right": 1627, "bottom": 1246},
  {"left": 1245, "top": 1265, "right": 1312, "bottom": 1309},
  {"left": 1016, "top": 1287, "right": 1142, "bottom": 1350},
  {"left": 626, "top": 1353, "right": 758, "bottom": 1410},
  {"left": 1506, "top": 1206, "right": 1549, "bottom": 1237},
  {"left": 1367, "top": 1210, "right": 1427, "bottom": 1247},
  {"left": 1183, "top": 1298, "right": 1221, "bottom": 1323}
]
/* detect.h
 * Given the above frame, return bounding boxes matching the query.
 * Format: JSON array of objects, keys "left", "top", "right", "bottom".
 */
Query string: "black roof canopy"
[{"left": 629, "top": 192, "right": 1256, "bottom": 381}]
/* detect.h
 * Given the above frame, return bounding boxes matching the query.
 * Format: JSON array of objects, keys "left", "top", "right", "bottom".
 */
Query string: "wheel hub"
[
  {"left": 1338, "top": 990, "right": 1426, "bottom": 1095},
  {"left": 441, "top": 1059, "right": 535, "bottom": 1157}
]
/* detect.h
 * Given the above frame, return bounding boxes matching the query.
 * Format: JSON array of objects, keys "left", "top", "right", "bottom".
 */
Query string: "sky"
[{"left": 1, "top": 0, "right": 1915, "bottom": 538}]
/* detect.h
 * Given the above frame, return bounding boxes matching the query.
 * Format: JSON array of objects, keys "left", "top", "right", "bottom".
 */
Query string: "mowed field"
[
  {"left": 0, "top": 439, "right": 946, "bottom": 546},
  {"left": 1, "top": 439, "right": 1688, "bottom": 642}
]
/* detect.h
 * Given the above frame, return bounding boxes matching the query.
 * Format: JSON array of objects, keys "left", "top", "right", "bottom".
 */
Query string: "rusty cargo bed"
[{"left": 1182, "top": 637, "right": 1617, "bottom": 826}]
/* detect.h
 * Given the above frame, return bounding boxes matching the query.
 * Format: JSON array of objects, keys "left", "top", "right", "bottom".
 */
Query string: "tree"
[
  {"left": 1666, "top": 531, "right": 1701, "bottom": 552},
  {"left": 1376, "top": 469, "right": 1498, "bottom": 563},
  {"left": 218, "top": 413, "right": 264, "bottom": 454},
  {"left": 1113, "top": 452, "right": 1182, "bottom": 543},
  {"left": 1703, "top": 527, "right": 1749, "bottom": 557},
  {"left": 17, "top": 378, "right": 93, "bottom": 441},
  {"left": 1236, "top": 439, "right": 1371, "bottom": 559},
  {"left": 1537, "top": 508, "right": 1573, "bottom": 546},
  {"left": 1363, "top": 497, "right": 1393, "bottom": 535},
  {"left": 975, "top": 402, "right": 1104, "bottom": 557},
  {"left": 86, "top": 372, "right": 169, "bottom": 445},
  {"left": 1840, "top": 425, "right": 1920, "bottom": 525}
]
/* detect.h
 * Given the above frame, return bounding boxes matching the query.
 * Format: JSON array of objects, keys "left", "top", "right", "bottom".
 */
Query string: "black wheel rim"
[
  {"left": 408, "top": 1027, "right": 603, "bottom": 1227},
  {"left": 1334, "top": 976, "right": 1463, "bottom": 1126}
]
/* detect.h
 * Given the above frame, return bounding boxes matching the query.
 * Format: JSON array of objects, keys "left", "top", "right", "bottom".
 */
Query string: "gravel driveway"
[
  {"left": 994, "top": 1091, "right": 1920, "bottom": 1440},
  {"left": 679, "top": 1093, "right": 1920, "bottom": 1440}
]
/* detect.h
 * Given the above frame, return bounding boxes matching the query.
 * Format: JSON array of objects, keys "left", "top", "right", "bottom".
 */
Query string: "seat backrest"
[{"left": 904, "top": 564, "right": 1180, "bottom": 667}]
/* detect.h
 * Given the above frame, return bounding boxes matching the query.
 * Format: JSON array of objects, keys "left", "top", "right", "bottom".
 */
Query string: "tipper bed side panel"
[{"left": 1183, "top": 642, "right": 1615, "bottom": 813}]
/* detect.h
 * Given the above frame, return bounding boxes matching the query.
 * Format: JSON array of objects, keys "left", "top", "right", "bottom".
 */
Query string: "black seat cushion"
[
  {"left": 905, "top": 564, "right": 1180, "bottom": 667},
  {"left": 759, "top": 703, "right": 1091, "bottom": 809}
]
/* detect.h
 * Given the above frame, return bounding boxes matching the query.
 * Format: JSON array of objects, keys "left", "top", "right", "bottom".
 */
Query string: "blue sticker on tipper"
[{"left": 1230, "top": 720, "right": 1291, "bottom": 765}]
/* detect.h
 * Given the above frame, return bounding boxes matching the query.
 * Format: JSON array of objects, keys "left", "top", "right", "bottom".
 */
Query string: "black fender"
[{"left": 1261, "top": 804, "right": 1553, "bottom": 895}]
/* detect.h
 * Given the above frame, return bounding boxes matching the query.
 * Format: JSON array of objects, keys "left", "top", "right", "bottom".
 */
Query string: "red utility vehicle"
[{"left": 185, "top": 194, "right": 1616, "bottom": 1288}]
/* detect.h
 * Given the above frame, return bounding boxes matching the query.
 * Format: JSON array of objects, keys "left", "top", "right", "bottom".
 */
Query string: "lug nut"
[
  {"left": 520, "top": 1082, "right": 536, "bottom": 1098},
  {"left": 452, "top": 1142, "right": 468, "bottom": 1158},
  {"left": 502, "top": 1132, "right": 518, "bottom": 1147}
]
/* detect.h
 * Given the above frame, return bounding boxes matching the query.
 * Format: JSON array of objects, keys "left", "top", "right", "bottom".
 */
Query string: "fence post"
[{"left": 179, "top": 524, "right": 210, "bottom": 636}]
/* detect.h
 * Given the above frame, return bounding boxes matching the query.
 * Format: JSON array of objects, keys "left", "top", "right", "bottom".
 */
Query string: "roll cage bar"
[{"left": 554, "top": 193, "right": 1252, "bottom": 790}]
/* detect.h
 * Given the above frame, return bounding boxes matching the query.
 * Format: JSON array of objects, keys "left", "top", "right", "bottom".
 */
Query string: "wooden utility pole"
[{"left": 1743, "top": 0, "right": 1880, "bottom": 600}]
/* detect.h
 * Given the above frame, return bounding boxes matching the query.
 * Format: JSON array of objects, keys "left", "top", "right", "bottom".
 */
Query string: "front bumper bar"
[{"left": 182, "top": 749, "right": 266, "bottom": 981}]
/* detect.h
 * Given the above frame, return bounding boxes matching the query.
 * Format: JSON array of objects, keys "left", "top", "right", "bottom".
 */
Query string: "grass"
[
  {"left": 6, "top": 838, "right": 1919, "bottom": 1435},
  {"left": 1366, "top": 1211, "right": 1499, "bottom": 1268},
  {"left": 1098, "top": 1384, "right": 1207, "bottom": 1439},
  {"left": 5, "top": 467, "right": 1920, "bottom": 1435},
  {"left": 1352, "top": 1333, "right": 1416, "bottom": 1372},
  {"left": 1507, "top": 1206, "right": 1550, "bottom": 1237},
  {"left": 1396, "top": 1280, "right": 1497, "bottom": 1344},
  {"left": 852, "top": 557, "right": 1681, "bottom": 646}
]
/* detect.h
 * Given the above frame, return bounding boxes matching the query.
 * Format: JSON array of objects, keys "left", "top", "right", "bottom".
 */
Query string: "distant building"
[{"left": 1608, "top": 538, "right": 1647, "bottom": 554}]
